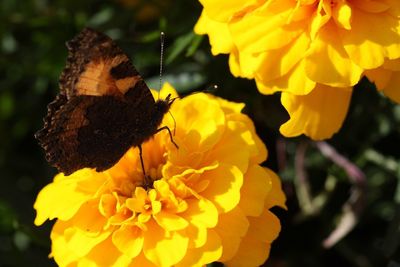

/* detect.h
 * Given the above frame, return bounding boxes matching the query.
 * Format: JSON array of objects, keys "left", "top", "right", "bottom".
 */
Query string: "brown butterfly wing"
[
  {"left": 36, "top": 93, "right": 155, "bottom": 176},
  {"left": 35, "top": 28, "right": 159, "bottom": 175},
  {"left": 59, "top": 27, "right": 145, "bottom": 98}
]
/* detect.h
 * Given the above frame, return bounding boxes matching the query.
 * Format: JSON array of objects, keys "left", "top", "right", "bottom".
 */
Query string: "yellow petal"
[
  {"left": 229, "top": 2, "right": 303, "bottom": 53},
  {"left": 151, "top": 82, "right": 179, "bottom": 100},
  {"left": 98, "top": 193, "right": 118, "bottom": 218},
  {"left": 128, "top": 252, "right": 157, "bottom": 267},
  {"left": 247, "top": 210, "right": 281, "bottom": 243},
  {"left": 228, "top": 49, "right": 258, "bottom": 79},
  {"left": 224, "top": 211, "right": 280, "bottom": 266},
  {"left": 239, "top": 165, "right": 271, "bottom": 217},
  {"left": 228, "top": 114, "right": 268, "bottom": 164},
  {"left": 201, "top": 164, "right": 243, "bottom": 213},
  {"left": 154, "top": 211, "right": 189, "bottom": 231},
  {"left": 305, "top": 21, "right": 363, "bottom": 87},
  {"left": 340, "top": 8, "right": 400, "bottom": 69},
  {"left": 34, "top": 171, "right": 105, "bottom": 225},
  {"left": 364, "top": 68, "right": 392, "bottom": 90},
  {"left": 280, "top": 84, "right": 352, "bottom": 140},
  {"left": 199, "top": 0, "right": 260, "bottom": 22},
  {"left": 171, "top": 94, "right": 225, "bottom": 153},
  {"left": 254, "top": 32, "right": 310, "bottom": 81},
  {"left": 51, "top": 221, "right": 80, "bottom": 266},
  {"left": 63, "top": 226, "right": 111, "bottom": 258},
  {"left": 351, "top": 0, "right": 390, "bottom": 13},
  {"left": 207, "top": 120, "right": 251, "bottom": 173},
  {"left": 112, "top": 225, "right": 143, "bottom": 258},
  {"left": 176, "top": 229, "right": 222, "bottom": 267},
  {"left": 332, "top": 1, "right": 352, "bottom": 30},
  {"left": 181, "top": 198, "right": 218, "bottom": 229},
  {"left": 70, "top": 199, "right": 108, "bottom": 234},
  {"left": 223, "top": 238, "right": 271, "bottom": 267},
  {"left": 310, "top": 0, "right": 330, "bottom": 39},
  {"left": 264, "top": 168, "right": 287, "bottom": 210},
  {"left": 383, "top": 0, "right": 400, "bottom": 17},
  {"left": 185, "top": 223, "right": 208, "bottom": 248},
  {"left": 214, "top": 207, "right": 249, "bottom": 262},
  {"left": 194, "top": 11, "right": 234, "bottom": 55},
  {"left": 382, "top": 73, "right": 400, "bottom": 103},
  {"left": 256, "top": 61, "right": 316, "bottom": 95},
  {"left": 215, "top": 97, "right": 245, "bottom": 115},
  {"left": 143, "top": 220, "right": 189, "bottom": 267},
  {"left": 366, "top": 60, "right": 400, "bottom": 101},
  {"left": 82, "top": 236, "right": 132, "bottom": 267},
  {"left": 382, "top": 58, "right": 400, "bottom": 71}
]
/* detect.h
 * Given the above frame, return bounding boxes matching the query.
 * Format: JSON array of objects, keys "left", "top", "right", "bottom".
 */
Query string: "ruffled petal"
[
  {"left": 254, "top": 32, "right": 310, "bottom": 81},
  {"left": 264, "top": 168, "right": 287, "bottom": 210},
  {"left": 34, "top": 170, "right": 106, "bottom": 225},
  {"left": 223, "top": 210, "right": 280, "bottom": 267},
  {"left": 51, "top": 221, "right": 80, "bottom": 266},
  {"left": 280, "top": 84, "right": 352, "bottom": 139},
  {"left": 340, "top": 7, "right": 400, "bottom": 69},
  {"left": 143, "top": 220, "right": 189, "bottom": 267},
  {"left": 201, "top": 164, "right": 243, "bottom": 213},
  {"left": 223, "top": 238, "right": 271, "bottom": 267},
  {"left": 81, "top": 237, "right": 132, "bottom": 267},
  {"left": 63, "top": 226, "right": 111, "bottom": 258},
  {"left": 229, "top": 1, "right": 303, "bottom": 53},
  {"left": 112, "top": 225, "right": 143, "bottom": 259},
  {"left": 199, "top": 0, "right": 261, "bottom": 22},
  {"left": 176, "top": 229, "right": 222, "bottom": 267},
  {"left": 239, "top": 165, "right": 271, "bottom": 216},
  {"left": 171, "top": 94, "right": 225, "bottom": 153},
  {"left": 305, "top": 21, "right": 363, "bottom": 87},
  {"left": 181, "top": 198, "right": 218, "bottom": 229},
  {"left": 207, "top": 120, "right": 251, "bottom": 173},
  {"left": 382, "top": 73, "right": 400, "bottom": 103},
  {"left": 194, "top": 11, "right": 234, "bottom": 55},
  {"left": 247, "top": 210, "right": 281, "bottom": 243},
  {"left": 364, "top": 67, "right": 393, "bottom": 90},
  {"left": 256, "top": 61, "right": 316, "bottom": 95},
  {"left": 214, "top": 207, "right": 249, "bottom": 262},
  {"left": 153, "top": 211, "right": 188, "bottom": 231},
  {"left": 228, "top": 49, "right": 258, "bottom": 79}
]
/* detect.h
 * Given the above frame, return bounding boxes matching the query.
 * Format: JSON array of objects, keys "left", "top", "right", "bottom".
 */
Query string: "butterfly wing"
[
  {"left": 36, "top": 94, "right": 154, "bottom": 175},
  {"left": 36, "top": 28, "right": 158, "bottom": 175},
  {"left": 59, "top": 27, "right": 146, "bottom": 98}
]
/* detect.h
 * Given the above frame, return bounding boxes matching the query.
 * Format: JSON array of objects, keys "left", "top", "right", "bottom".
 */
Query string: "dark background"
[{"left": 0, "top": 0, "right": 400, "bottom": 266}]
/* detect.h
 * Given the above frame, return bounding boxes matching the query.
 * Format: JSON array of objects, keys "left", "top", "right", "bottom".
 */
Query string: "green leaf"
[
  {"left": 186, "top": 34, "right": 203, "bottom": 57},
  {"left": 166, "top": 32, "right": 195, "bottom": 64},
  {"left": 88, "top": 7, "right": 114, "bottom": 26}
]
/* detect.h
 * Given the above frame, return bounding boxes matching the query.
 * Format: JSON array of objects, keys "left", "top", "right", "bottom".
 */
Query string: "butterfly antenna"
[
  {"left": 158, "top": 32, "right": 165, "bottom": 100},
  {"left": 204, "top": 84, "right": 218, "bottom": 94}
]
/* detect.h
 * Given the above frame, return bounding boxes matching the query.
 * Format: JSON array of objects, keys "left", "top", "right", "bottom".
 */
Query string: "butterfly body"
[{"left": 35, "top": 28, "right": 173, "bottom": 176}]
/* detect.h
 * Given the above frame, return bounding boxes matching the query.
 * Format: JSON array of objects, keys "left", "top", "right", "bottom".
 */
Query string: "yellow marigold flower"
[
  {"left": 34, "top": 83, "right": 286, "bottom": 267},
  {"left": 195, "top": 0, "right": 400, "bottom": 140}
]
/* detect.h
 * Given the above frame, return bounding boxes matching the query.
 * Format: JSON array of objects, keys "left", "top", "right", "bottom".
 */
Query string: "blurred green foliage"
[{"left": 0, "top": 0, "right": 399, "bottom": 266}]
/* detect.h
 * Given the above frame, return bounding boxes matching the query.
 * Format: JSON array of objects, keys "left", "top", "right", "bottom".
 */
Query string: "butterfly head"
[{"left": 155, "top": 94, "right": 177, "bottom": 114}]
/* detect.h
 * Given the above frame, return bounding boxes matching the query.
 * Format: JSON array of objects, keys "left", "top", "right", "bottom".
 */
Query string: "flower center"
[{"left": 141, "top": 163, "right": 164, "bottom": 189}]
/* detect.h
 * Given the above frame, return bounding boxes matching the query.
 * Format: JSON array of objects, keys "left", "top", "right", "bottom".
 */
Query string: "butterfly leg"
[
  {"left": 156, "top": 126, "right": 179, "bottom": 149},
  {"left": 138, "top": 145, "right": 147, "bottom": 177},
  {"left": 139, "top": 145, "right": 154, "bottom": 189}
]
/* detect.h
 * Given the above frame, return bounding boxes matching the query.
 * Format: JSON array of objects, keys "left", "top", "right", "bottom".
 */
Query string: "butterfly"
[{"left": 35, "top": 27, "right": 177, "bottom": 176}]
